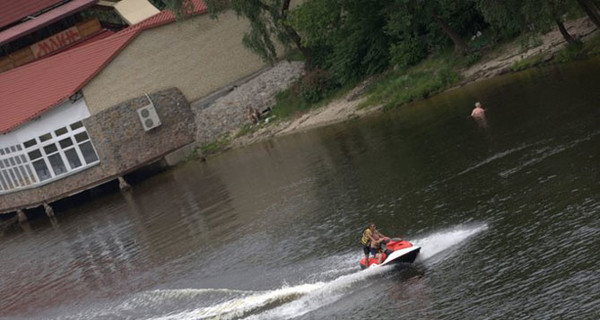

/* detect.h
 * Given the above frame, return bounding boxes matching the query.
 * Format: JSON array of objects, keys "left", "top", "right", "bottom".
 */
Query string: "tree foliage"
[
  {"left": 289, "top": 0, "right": 392, "bottom": 84},
  {"left": 166, "top": 0, "right": 595, "bottom": 101}
]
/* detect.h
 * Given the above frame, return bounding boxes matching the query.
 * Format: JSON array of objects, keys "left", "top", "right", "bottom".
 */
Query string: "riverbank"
[{"left": 205, "top": 17, "right": 599, "bottom": 154}]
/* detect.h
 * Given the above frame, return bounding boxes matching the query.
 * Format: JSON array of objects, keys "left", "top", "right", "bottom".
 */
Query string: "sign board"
[{"left": 30, "top": 26, "right": 82, "bottom": 59}]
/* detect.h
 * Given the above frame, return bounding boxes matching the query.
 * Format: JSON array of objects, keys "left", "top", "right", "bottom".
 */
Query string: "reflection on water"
[{"left": 1, "top": 58, "right": 600, "bottom": 319}]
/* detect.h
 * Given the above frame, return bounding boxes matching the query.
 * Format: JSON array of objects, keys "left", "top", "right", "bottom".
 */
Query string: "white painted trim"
[
  {"left": 0, "top": 98, "right": 90, "bottom": 148},
  {"left": 0, "top": 98, "right": 100, "bottom": 195},
  {"left": 0, "top": 163, "right": 101, "bottom": 196}
]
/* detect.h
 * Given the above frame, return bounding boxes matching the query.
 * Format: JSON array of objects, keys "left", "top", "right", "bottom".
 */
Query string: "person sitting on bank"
[{"left": 247, "top": 105, "right": 261, "bottom": 124}]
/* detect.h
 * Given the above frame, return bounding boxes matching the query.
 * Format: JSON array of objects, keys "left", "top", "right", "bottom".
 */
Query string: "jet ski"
[{"left": 360, "top": 239, "right": 420, "bottom": 269}]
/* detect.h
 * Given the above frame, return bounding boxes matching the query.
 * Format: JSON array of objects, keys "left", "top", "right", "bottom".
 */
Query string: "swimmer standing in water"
[{"left": 471, "top": 102, "right": 488, "bottom": 128}]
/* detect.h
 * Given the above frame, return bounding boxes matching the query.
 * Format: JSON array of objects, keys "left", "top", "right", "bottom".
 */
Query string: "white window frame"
[{"left": 0, "top": 121, "right": 100, "bottom": 195}]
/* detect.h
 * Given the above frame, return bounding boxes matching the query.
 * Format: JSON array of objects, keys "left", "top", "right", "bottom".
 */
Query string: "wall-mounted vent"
[{"left": 137, "top": 94, "right": 161, "bottom": 131}]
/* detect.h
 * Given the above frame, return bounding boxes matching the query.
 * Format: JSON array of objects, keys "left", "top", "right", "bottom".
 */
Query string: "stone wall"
[
  {"left": 84, "top": 88, "right": 195, "bottom": 175},
  {"left": 0, "top": 165, "right": 108, "bottom": 213},
  {"left": 0, "top": 88, "right": 195, "bottom": 213},
  {"left": 193, "top": 61, "right": 304, "bottom": 145}
]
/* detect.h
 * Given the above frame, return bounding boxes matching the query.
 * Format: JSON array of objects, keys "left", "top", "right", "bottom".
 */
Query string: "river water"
[{"left": 1, "top": 58, "right": 600, "bottom": 320}]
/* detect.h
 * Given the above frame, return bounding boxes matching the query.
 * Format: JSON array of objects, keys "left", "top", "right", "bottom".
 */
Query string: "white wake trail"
[
  {"left": 146, "top": 224, "right": 488, "bottom": 320},
  {"left": 412, "top": 224, "right": 488, "bottom": 265}
]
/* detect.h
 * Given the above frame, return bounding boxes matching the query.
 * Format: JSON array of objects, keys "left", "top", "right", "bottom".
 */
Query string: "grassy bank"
[
  {"left": 358, "top": 55, "right": 462, "bottom": 111},
  {"left": 199, "top": 30, "right": 599, "bottom": 156},
  {"left": 270, "top": 32, "right": 600, "bottom": 117}
]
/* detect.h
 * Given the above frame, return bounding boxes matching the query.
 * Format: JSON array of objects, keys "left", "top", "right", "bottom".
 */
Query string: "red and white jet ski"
[{"left": 360, "top": 239, "right": 420, "bottom": 269}]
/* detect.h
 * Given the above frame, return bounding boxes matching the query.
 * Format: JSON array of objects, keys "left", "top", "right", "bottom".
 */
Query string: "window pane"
[
  {"left": 10, "top": 146, "right": 16, "bottom": 152},
  {"left": 14, "top": 156, "right": 21, "bottom": 164},
  {"left": 28, "top": 149, "right": 42, "bottom": 160},
  {"left": 0, "top": 172, "right": 8, "bottom": 190},
  {"left": 64, "top": 148, "right": 82, "bottom": 169},
  {"left": 20, "top": 155, "right": 27, "bottom": 162},
  {"left": 39, "top": 133, "right": 52, "bottom": 142},
  {"left": 25, "top": 165, "right": 37, "bottom": 183},
  {"left": 0, "top": 161, "right": 3, "bottom": 169},
  {"left": 3, "top": 159, "right": 9, "bottom": 167},
  {"left": 1, "top": 171, "right": 13, "bottom": 189},
  {"left": 12, "top": 167, "right": 24, "bottom": 185},
  {"left": 59, "top": 137, "right": 74, "bottom": 148},
  {"left": 48, "top": 154, "right": 67, "bottom": 176},
  {"left": 33, "top": 159, "right": 51, "bottom": 181},
  {"left": 79, "top": 141, "right": 99, "bottom": 164},
  {"left": 70, "top": 121, "right": 83, "bottom": 130},
  {"left": 0, "top": 149, "right": 4, "bottom": 155},
  {"left": 44, "top": 143, "right": 58, "bottom": 155},
  {"left": 8, "top": 169, "right": 18, "bottom": 186},
  {"left": 55, "top": 127, "right": 68, "bottom": 136},
  {"left": 74, "top": 131, "right": 89, "bottom": 143},
  {"left": 4, "top": 147, "right": 10, "bottom": 154},
  {"left": 16, "top": 145, "right": 22, "bottom": 151},
  {"left": 9, "top": 157, "right": 15, "bottom": 166},
  {"left": 24, "top": 139, "right": 37, "bottom": 148},
  {"left": 18, "top": 166, "right": 31, "bottom": 185}
]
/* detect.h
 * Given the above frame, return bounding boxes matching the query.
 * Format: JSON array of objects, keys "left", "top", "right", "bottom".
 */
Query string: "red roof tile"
[
  {"left": 0, "top": 0, "right": 97, "bottom": 46},
  {"left": 0, "top": 29, "right": 139, "bottom": 133},
  {"left": 0, "top": 0, "right": 208, "bottom": 134},
  {"left": 0, "top": 0, "right": 65, "bottom": 29}
]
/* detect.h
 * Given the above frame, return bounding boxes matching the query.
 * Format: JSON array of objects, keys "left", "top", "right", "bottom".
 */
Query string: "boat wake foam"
[
  {"left": 54, "top": 225, "right": 487, "bottom": 320},
  {"left": 412, "top": 223, "right": 488, "bottom": 266},
  {"left": 140, "top": 224, "right": 488, "bottom": 320},
  {"left": 498, "top": 130, "right": 600, "bottom": 178}
]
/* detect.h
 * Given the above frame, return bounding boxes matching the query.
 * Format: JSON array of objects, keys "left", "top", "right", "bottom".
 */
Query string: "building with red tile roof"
[
  {"left": 0, "top": 28, "right": 138, "bottom": 134},
  {"left": 0, "top": 0, "right": 270, "bottom": 217},
  {"left": 0, "top": 0, "right": 208, "bottom": 134}
]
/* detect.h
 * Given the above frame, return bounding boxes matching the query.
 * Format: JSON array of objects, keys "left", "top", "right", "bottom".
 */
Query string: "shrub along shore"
[
  {"left": 203, "top": 18, "right": 599, "bottom": 155},
  {"left": 185, "top": 0, "right": 600, "bottom": 156}
]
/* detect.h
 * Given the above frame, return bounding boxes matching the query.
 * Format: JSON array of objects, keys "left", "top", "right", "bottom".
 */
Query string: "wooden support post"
[
  {"left": 118, "top": 176, "right": 131, "bottom": 191},
  {"left": 43, "top": 203, "right": 55, "bottom": 218},
  {"left": 17, "top": 209, "right": 27, "bottom": 223},
  {"left": 17, "top": 209, "right": 32, "bottom": 233}
]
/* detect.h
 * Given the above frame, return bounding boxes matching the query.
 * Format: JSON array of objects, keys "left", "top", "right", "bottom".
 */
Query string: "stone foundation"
[
  {"left": 0, "top": 88, "right": 195, "bottom": 214},
  {"left": 85, "top": 87, "right": 196, "bottom": 174}
]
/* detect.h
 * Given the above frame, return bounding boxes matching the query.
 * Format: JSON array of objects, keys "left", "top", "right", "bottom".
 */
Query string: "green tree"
[
  {"left": 473, "top": 0, "right": 523, "bottom": 39},
  {"left": 291, "top": 0, "right": 392, "bottom": 84},
  {"left": 386, "top": 0, "right": 478, "bottom": 56},
  {"left": 476, "top": 0, "right": 579, "bottom": 45},
  {"left": 575, "top": 0, "right": 600, "bottom": 29}
]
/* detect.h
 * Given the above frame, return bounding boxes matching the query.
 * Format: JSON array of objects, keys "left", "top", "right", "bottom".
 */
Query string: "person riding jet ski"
[{"left": 361, "top": 223, "right": 391, "bottom": 267}]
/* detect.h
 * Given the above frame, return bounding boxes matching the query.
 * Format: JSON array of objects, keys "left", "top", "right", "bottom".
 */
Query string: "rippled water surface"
[{"left": 1, "top": 58, "right": 600, "bottom": 320}]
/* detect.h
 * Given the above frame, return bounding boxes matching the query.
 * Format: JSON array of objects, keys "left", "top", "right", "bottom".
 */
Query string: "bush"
[
  {"left": 298, "top": 69, "right": 339, "bottom": 104},
  {"left": 511, "top": 55, "right": 543, "bottom": 72},
  {"left": 201, "top": 136, "right": 230, "bottom": 155},
  {"left": 435, "top": 67, "right": 460, "bottom": 86},
  {"left": 390, "top": 37, "right": 428, "bottom": 69},
  {"left": 363, "top": 65, "right": 459, "bottom": 111},
  {"left": 554, "top": 41, "right": 585, "bottom": 63}
]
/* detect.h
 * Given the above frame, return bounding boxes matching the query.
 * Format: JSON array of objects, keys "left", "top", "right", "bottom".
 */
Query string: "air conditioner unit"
[{"left": 137, "top": 95, "right": 161, "bottom": 131}]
